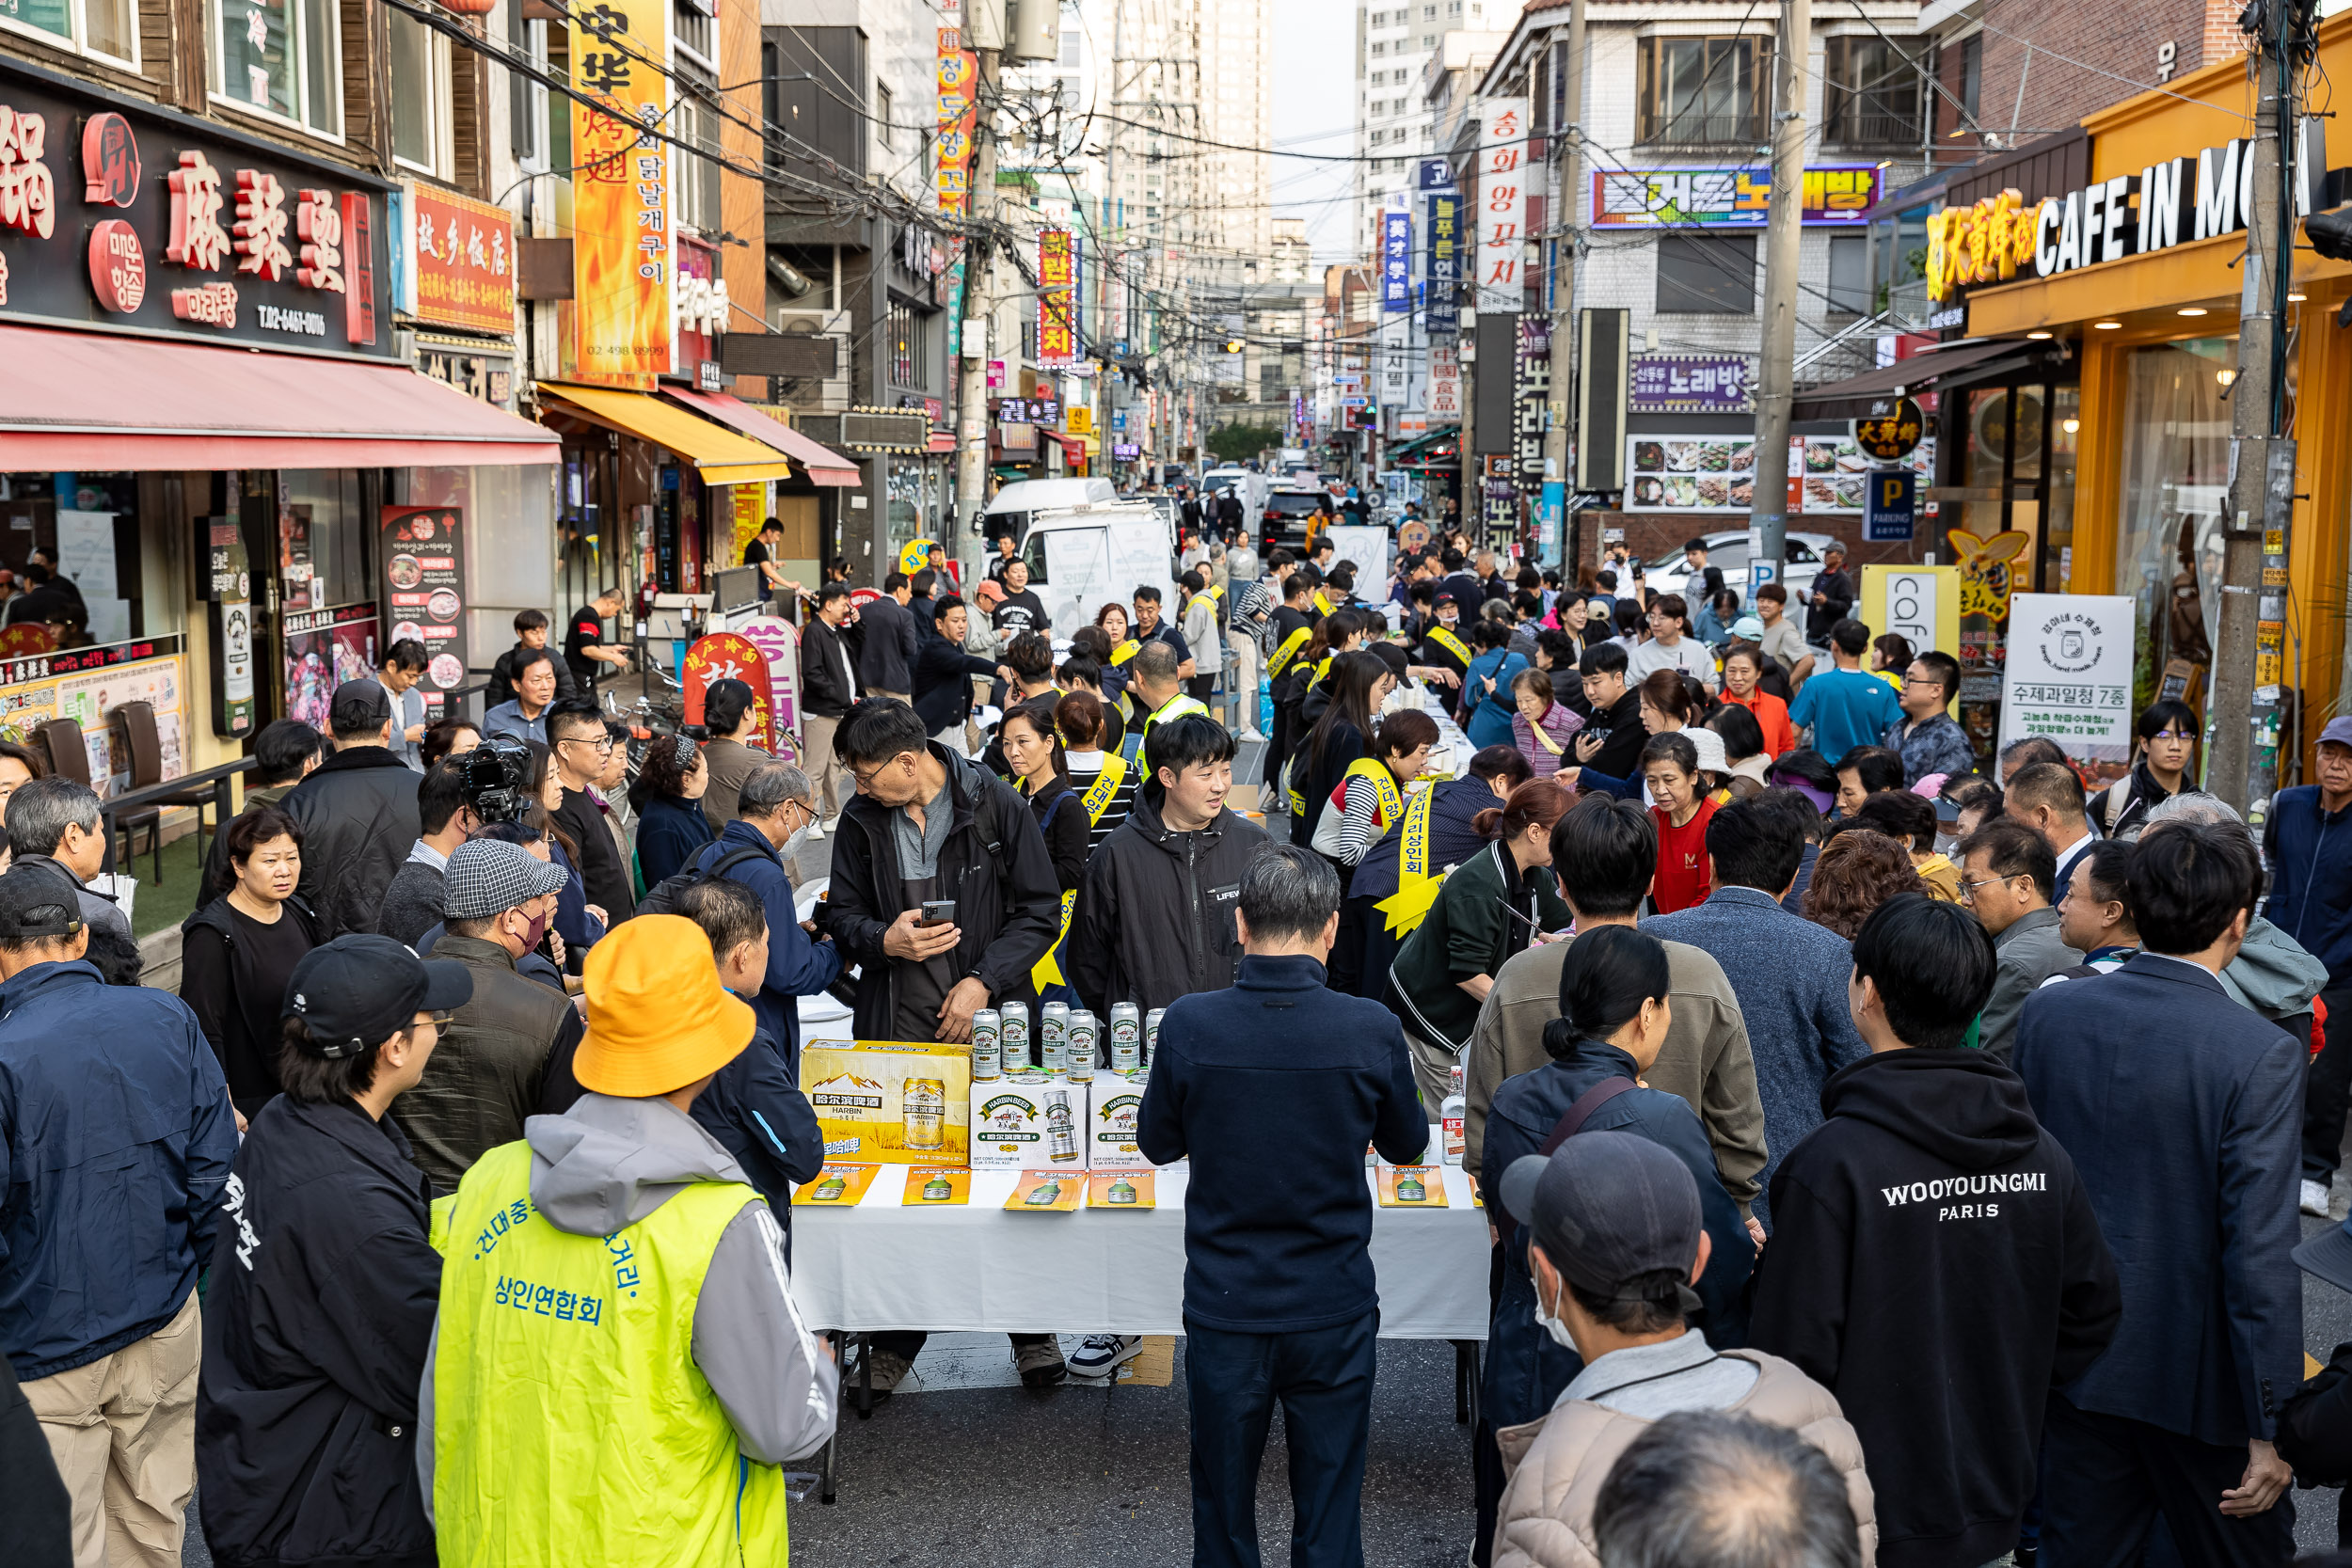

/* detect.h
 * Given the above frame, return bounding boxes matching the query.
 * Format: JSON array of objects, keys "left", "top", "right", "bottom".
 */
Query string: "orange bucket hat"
[{"left": 575, "top": 915, "right": 754, "bottom": 1097}]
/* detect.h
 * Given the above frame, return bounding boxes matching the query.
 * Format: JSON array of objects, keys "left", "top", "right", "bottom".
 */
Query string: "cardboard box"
[
  {"left": 972, "top": 1074, "right": 1083, "bottom": 1168},
  {"left": 1086, "top": 1075, "right": 1153, "bottom": 1169},
  {"left": 803, "top": 1041, "right": 972, "bottom": 1165}
]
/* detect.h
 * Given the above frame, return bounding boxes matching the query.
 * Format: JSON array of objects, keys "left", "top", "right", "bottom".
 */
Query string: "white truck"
[{"left": 1008, "top": 499, "right": 1177, "bottom": 642}]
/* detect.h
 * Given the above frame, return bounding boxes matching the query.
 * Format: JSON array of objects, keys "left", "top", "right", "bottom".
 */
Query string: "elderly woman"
[
  {"left": 629, "top": 732, "right": 717, "bottom": 887},
  {"left": 1509, "top": 668, "right": 1583, "bottom": 781}
]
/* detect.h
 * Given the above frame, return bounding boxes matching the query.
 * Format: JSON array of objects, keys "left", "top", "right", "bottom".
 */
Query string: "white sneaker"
[
  {"left": 1238, "top": 727, "right": 1265, "bottom": 742},
  {"left": 1067, "top": 1335, "right": 1143, "bottom": 1380},
  {"left": 2303, "top": 1179, "right": 2332, "bottom": 1217},
  {"left": 803, "top": 820, "right": 825, "bottom": 840}
]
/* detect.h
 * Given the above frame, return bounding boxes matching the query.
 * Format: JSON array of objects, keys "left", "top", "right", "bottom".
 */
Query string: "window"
[
  {"left": 876, "top": 83, "right": 893, "bottom": 151},
  {"left": 1826, "top": 233, "right": 1869, "bottom": 316},
  {"left": 208, "top": 0, "right": 340, "bottom": 135},
  {"left": 1371, "top": 40, "right": 1385, "bottom": 55},
  {"left": 1422, "top": 4, "right": 1436, "bottom": 15},
  {"left": 1823, "top": 35, "right": 1922, "bottom": 147},
  {"left": 1655, "top": 233, "right": 1756, "bottom": 313},
  {"left": 675, "top": 90, "right": 722, "bottom": 234},
  {"left": 673, "top": 0, "right": 711, "bottom": 69},
  {"left": 886, "top": 297, "right": 918, "bottom": 388},
  {"left": 511, "top": 8, "right": 548, "bottom": 170},
  {"left": 1447, "top": 1, "right": 1461, "bottom": 11},
  {"left": 1636, "top": 35, "right": 1768, "bottom": 146},
  {"left": 3, "top": 0, "right": 136, "bottom": 65},
  {"left": 389, "top": 7, "right": 451, "bottom": 175},
  {"left": 1959, "top": 35, "right": 1982, "bottom": 121}
]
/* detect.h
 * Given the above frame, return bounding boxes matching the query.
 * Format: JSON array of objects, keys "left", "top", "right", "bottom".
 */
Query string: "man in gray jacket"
[{"left": 1956, "top": 817, "right": 2073, "bottom": 1059}]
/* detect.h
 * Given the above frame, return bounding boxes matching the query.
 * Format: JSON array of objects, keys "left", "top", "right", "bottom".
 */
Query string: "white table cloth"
[{"left": 790, "top": 1161, "right": 1491, "bottom": 1340}]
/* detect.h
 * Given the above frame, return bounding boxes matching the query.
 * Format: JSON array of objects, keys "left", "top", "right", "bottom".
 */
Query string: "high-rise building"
[{"left": 1355, "top": 0, "right": 1493, "bottom": 252}]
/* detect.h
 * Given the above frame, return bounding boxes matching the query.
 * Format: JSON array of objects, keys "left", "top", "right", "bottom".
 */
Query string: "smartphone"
[{"left": 919, "top": 898, "right": 958, "bottom": 929}]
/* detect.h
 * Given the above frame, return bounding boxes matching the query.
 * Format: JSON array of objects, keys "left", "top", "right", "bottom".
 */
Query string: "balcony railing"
[{"left": 1639, "top": 111, "right": 1768, "bottom": 148}]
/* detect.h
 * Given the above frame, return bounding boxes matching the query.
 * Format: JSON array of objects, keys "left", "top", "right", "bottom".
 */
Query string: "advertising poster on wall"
[
  {"left": 1999, "top": 594, "right": 2136, "bottom": 779},
  {"left": 56, "top": 656, "right": 187, "bottom": 792},
  {"left": 380, "top": 505, "right": 469, "bottom": 718},
  {"left": 1625, "top": 435, "right": 1935, "bottom": 513},
  {"left": 281, "top": 603, "right": 380, "bottom": 734}
]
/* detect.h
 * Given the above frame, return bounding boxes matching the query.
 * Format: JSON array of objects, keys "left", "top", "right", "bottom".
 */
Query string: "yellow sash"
[
  {"left": 1110, "top": 640, "right": 1141, "bottom": 666},
  {"left": 1200, "top": 583, "right": 1226, "bottom": 605},
  {"left": 1524, "top": 708, "right": 1566, "bottom": 756},
  {"left": 1080, "top": 753, "right": 1127, "bottom": 821},
  {"left": 1375, "top": 781, "right": 1448, "bottom": 935},
  {"left": 1311, "top": 655, "right": 1333, "bottom": 688},
  {"left": 1313, "top": 590, "right": 1334, "bottom": 615},
  {"left": 1266, "top": 625, "right": 1312, "bottom": 677},
  {"left": 1341, "top": 755, "right": 1405, "bottom": 829},
  {"left": 1425, "top": 626, "right": 1472, "bottom": 667},
  {"left": 1032, "top": 888, "right": 1078, "bottom": 990}
]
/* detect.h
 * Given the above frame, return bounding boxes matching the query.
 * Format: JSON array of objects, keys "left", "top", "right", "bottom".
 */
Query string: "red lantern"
[{"left": 438, "top": 0, "right": 495, "bottom": 15}]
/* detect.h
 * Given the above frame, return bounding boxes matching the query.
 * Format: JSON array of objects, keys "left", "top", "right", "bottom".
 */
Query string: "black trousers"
[
  {"left": 2039, "top": 1395, "right": 2295, "bottom": 1568},
  {"left": 2303, "top": 984, "right": 2352, "bottom": 1183},
  {"left": 869, "top": 1330, "right": 1055, "bottom": 1363},
  {"left": 1185, "top": 1309, "right": 1377, "bottom": 1568},
  {"left": 1186, "top": 673, "right": 1218, "bottom": 705}
]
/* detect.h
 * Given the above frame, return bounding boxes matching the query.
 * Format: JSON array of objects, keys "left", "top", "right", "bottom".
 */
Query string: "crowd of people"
[{"left": 6, "top": 509, "right": 2352, "bottom": 1568}]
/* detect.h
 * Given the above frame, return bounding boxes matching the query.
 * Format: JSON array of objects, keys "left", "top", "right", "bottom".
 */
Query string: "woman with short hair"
[{"left": 180, "top": 805, "right": 320, "bottom": 1123}]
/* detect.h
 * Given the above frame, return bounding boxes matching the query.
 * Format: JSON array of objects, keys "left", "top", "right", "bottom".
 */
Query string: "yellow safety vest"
[
  {"left": 1138, "top": 693, "right": 1212, "bottom": 778},
  {"left": 1424, "top": 626, "right": 1472, "bottom": 668},
  {"left": 1266, "top": 625, "right": 1313, "bottom": 677},
  {"left": 1376, "top": 782, "right": 1450, "bottom": 935}
]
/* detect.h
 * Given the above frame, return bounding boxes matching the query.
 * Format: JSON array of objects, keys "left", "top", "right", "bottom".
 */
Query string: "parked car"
[{"left": 1638, "top": 529, "right": 1844, "bottom": 610}]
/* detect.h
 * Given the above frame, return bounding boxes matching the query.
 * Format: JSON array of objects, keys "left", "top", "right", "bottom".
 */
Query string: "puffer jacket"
[
  {"left": 1491, "top": 1350, "right": 1879, "bottom": 1568},
  {"left": 1063, "top": 793, "right": 1270, "bottom": 1019},
  {"left": 280, "top": 746, "right": 421, "bottom": 938}
]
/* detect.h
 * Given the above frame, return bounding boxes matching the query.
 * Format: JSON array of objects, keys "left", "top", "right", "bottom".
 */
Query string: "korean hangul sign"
[
  {"left": 936, "top": 29, "right": 978, "bottom": 215},
  {"left": 568, "top": 0, "right": 672, "bottom": 387},
  {"left": 1999, "top": 595, "right": 2136, "bottom": 767},
  {"left": 1425, "top": 190, "right": 1459, "bottom": 338},
  {"left": 1629, "top": 354, "right": 1752, "bottom": 412},
  {"left": 1037, "top": 229, "right": 1077, "bottom": 365},
  {"left": 1591, "top": 165, "right": 1881, "bottom": 228},
  {"left": 405, "top": 182, "right": 514, "bottom": 335},
  {"left": 1381, "top": 207, "right": 1411, "bottom": 313},
  {"left": 1474, "top": 97, "right": 1527, "bottom": 310}
]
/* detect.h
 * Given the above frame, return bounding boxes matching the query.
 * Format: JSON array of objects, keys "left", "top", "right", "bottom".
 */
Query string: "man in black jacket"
[
  {"left": 1804, "top": 545, "right": 1855, "bottom": 643},
  {"left": 856, "top": 573, "right": 920, "bottom": 702},
  {"left": 547, "top": 703, "right": 636, "bottom": 922},
  {"left": 1067, "top": 716, "right": 1266, "bottom": 1021},
  {"left": 1570, "top": 641, "right": 1646, "bottom": 784},
  {"left": 1749, "top": 894, "right": 2121, "bottom": 1568},
  {"left": 484, "top": 609, "right": 579, "bottom": 710},
  {"left": 800, "top": 582, "right": 862, "bottom": 822},
  {"left": 283, "top": 683, "right": 423, "bottom": 938},
  {"left": 196, "top": 933, "right": 473, "bottom": 1568},
  {"left": 816, "top": 699, "right": 1059, "bottom": 1045}
]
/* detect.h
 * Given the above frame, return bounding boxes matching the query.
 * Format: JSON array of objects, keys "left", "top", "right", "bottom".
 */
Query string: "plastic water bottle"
[{"left": 1441, "top": 1064, "right": 1466, "bottom": 1167}]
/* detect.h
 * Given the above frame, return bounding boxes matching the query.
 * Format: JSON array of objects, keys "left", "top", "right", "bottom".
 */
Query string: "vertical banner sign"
[
  {"left": 681, "top": 631, "right": 776, "bottom": 752},
  {"left": 737, "top": 616, "right": 803, "bottom": 755},
  {"left": 1425, "top": 189, "right": 1460, "bottom": 339},
  {"left": 1382, "top": 207, "right": 1412, "bottom": 313},
  {"left": 1475, "top": 98, "right": 1528, "bottom": 310},
  {"left": 206, "top": 520, "right": 255, "bottom": 738},
  {"left": 1862, "top": 565, "right": 1959, "bottom": 696},
  {"left": 1515, "top": 316, "right": 1550, "bottom": 484},
  {"left": 378, "top": 506, "right": 469, "bottom": 719},
  {"left": 1038, "top": 229, "right": 1076, "bottom": 364},
  {"left": 1429, "top": 344, "right": 1461, "bottom": 420},
  {"left": 569, "top": 0, "right": 671, "bottom": 387},
  {"left": 936, "top": 30, "right": 978, "bottom": 215}
]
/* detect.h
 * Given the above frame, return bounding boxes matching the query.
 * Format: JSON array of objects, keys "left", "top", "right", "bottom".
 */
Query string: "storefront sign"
[
  {"left": 1862, "top": 566, "right": 1958, "bottom": 684},
  {"left": 1429, "top": 344, "right": 1461, "bottom": 420},
  {"left": 280, "top": 602, "right": 378, "bottom": 736},
  {"left": 1852, "top": 397, "right": 1924, "bottom": 460},
  {"left": 1515, "top": 316, "right": 1549, "bottom": 482},
  {"left": 1037, "top": 229, "right": 1077, "bottom": 364},
  {"left": 1474, "top": 98, "right": 1526, "bottom": 310},
  {"left": 205, "top": 521, "right": 255, "bottom": 737},
  {"left": 568, "top": 0, "right": 671, "bottom": 386},
  {"left": 403, "top": 182, "right": 514, "bottom": 335},
  {"left": 1418, "top": 157, "right": 1454, "bottom": 191},
  {"left": 416, "top": 344, "right": 516, "bottom": 410},
  {"left": 681, "top": 630, "right": 775, "bottom": 751},
  {"left": 737, "top": 617, "right": 800, "bottom": 752},
  {"left": 1592, "top": 165, "right": 1880, "bottom": 228},
  {"left": 1999, "top": 594, "right": 2135, "bottom": 767},
  {"left": 1863, "top": 469, "right": 1915, "bottom": 541},
  {"left": 0, "top": 63, "right": 391, "bottom": 355},
  {"left": 1425, "top": 190, "right": 1460, "bottom": 338},
  {"left": 1382, "top": 207, "right": 1411, "bottom": 313},
  {"left": 1629, "top": 354, "right": 1751, "bottom": 412},
  {"left": 1110, "top": 440, "right": 1139, "bottom": 459},
  {"left": 379, "top": 505, "right": 469, "bottom": 717},
  {"left": 935, "top": 30, "right": 978, "bottom": 215},
  {"left": 673, "top": 233, "right": 726, "bottom": 376},
  {"left": 999, "top": 395, "right": 1060, "bottom": 425}
]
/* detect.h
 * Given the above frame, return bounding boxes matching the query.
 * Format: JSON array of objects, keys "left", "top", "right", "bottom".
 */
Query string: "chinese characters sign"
[
  {"left": 568, "top": 0, "right": 672, "bottom": 386},
  {"left": 1425, "top": 190, "right": 1460, "bottom": 339},
  {"left": 1629, "top": 354, "right": 1752, "bottom": 413},
  {"left": 1591, "top": 165, "right": 1882, "bottom": 228},
  {"left": 405, "top": 182, "right": 514, "bottom": 335},
  {"left": 1474, "top": 97, "right": 1527, "bottom": 310},
  {"left": 1382, "top": 206, "right": 1411, "bottom": 313},
  {"left": 1037, "top": 229, "right": 1077, "bottom": 365},
  {"left": 936, "top": 29, "right": 978, "bottom": 216},
  {"left": 378, "top": 506, "right": 469, "bottom": 718}
]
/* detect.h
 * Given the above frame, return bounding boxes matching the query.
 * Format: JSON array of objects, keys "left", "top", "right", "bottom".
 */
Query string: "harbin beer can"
[
  {"left": 1001, "top": 999, "right": 1032, "bottom": 1072},
  {"left": 971, "top": 1009, "right": 1002, "bottom": 1080},
  {"left": 902, "top": 1078, "right": 946, "bottom": 1151},
  {"left": 1044, "top": 1087, "right": 1080, "bottom": 1163},
  {"left": 1145, "top": 1008, "right": 1168, "bottom": 1068},
  {"left": 1041, "top": 1001, "right": 1071, "bottom": 1073},
  {"left": 1109, "top": 1003, "right": 1142, "bottom": 1070},
  {"left": 1071, "top": 1009, "right": 1103, "bottom": 1071}
]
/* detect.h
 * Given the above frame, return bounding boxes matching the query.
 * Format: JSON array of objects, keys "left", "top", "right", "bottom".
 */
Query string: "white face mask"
[
  {"left": 780, "top": 806, "right": 814, "bottom": 857},
  {"left": 1534, "top": 1275, "right": 1577, "bottom": 1351}
]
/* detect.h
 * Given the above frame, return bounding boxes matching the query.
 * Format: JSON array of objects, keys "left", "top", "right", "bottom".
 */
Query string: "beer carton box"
[
  {"left": 803, "top": 1041, "right": 972, "bottom": 1165},
  {"left": 971, "top": 1074, "right": 1082, "bottom": 1169},
  {"left": 1086, "top": 1074, "right": 1154, "bottom": 1170}
]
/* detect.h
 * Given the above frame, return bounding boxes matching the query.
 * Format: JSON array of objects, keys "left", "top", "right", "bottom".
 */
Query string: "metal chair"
[{"left": 109, "top": 701, "right": 214, "bottom": 884}]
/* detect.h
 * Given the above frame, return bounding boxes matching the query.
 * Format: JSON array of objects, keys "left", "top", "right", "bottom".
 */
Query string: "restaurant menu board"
[
  {"left": 379, "top": 506, "right": 468, "bottom": 717},
  {"left": 1624, "top": 436, "right": 1936, "bottom": 514},
  {"left": 0, "top": 652, "right": 188, "bottom": 795}
]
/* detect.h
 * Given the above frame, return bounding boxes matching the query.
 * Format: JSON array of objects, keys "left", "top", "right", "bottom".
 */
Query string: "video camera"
[{"left": 454, "top": 735, "right": 533, "bottom": 825}]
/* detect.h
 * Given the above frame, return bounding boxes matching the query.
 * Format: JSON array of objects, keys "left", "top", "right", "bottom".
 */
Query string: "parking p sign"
[{"left": 1865, "top": 468, "right": 1916, "bottom": 542}]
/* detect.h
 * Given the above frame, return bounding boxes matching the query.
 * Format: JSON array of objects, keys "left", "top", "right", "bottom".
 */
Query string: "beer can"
[
  {"left": 1041, "top": 1000, "right": 1069, "bottom": 1073},
  {"left": 1145, "top": 1008, "right": 1167, "bottom": 1068},
  {"left": 971, "top": 1010, "right": 1002, "bottom": 1080},
  {"left": 1070, "top": 1009, "right": 1102, "bottom": 1072},
  {"left": 902, "top": 1078, "right": 946, "bottom": 1151},
  {"left": 1067, "top": 1038, "right": 1095, "bottom": 1083},
  {"left": 1105, "top": 1006, "right": 1138, "bottom": 1073},
  {"left": 1001, "top": 1000, "right": 1032, "bottom": 1072},
  {"left": 1109, "top": 1003, "right": 1142, "bottom": 1070},
  {"left": 1044, "top": 1088, "right": 1080, "bottom": 1163}
]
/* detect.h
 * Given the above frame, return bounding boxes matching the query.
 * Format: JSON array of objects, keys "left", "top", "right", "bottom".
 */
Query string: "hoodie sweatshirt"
[
  {"left": 417, "top": 1093, "right": 838, "bottom": 1514},
  {"left": 1748, "top": 1049, "right": 2121, "bottom": 1568}
]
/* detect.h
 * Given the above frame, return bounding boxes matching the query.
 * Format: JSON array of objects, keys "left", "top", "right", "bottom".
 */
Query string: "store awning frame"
[
  {"left": 663, "top": 388, "right": 862, "bottom": 486},
  {"left": 0, "top": 325, "right": 560, "bottom": 470},
  {"left": 536, "top": 381, "right": 795, "bottom": 484},
  {"left": 1789, "top": 340, "right": 2060, "bottom": 422}
]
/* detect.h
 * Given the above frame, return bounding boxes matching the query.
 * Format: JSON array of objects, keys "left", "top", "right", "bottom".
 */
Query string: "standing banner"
[
  {"left": 1038, "top": 229, "right": 1077, "bottom": 364},
  {"left": 936, "top": 30, "right": 978, "bottom": 215},
  {"left": 205, "top": 518, "right": 256, "bottom": 738},
  {"left": 738, "top": 616, "right": 803, "bottom": 758},
  {"left": 379, "top": 506, "right": 468, "bottom": 719},
  {"left": 569, "top": 0, "right": 671, "bottom": 386},
  {"left": 1998, "top": 594, "right": 2135, "bottom": 774},
  {"left": 1861, "top": 565, "right": 1959, "bottom": 699},
  {"left": 681, "top": 630, "right": 776, "bottom": 752},
  {"left": 1474, "top": 98, "right": 1527, "bottom": 311}
]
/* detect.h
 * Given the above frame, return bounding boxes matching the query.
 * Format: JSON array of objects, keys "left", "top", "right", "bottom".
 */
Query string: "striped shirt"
[{"left": 1063, "top": 751, "right": 1137, "bottom": 854}]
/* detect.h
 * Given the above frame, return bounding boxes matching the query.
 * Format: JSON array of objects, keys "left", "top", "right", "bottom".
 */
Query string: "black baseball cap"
[
  {"left": 329, "top": 679, "right": 391, "bottom": 734},
  {"left": 0, "top": 863, "right": 83, "bottom": 942},
  {"left": 283, "top": 934, "right": 473, "bottom": 1058},
  {"left": 1499, "top": 1131, "right": 1703, "bottom": 1303}
]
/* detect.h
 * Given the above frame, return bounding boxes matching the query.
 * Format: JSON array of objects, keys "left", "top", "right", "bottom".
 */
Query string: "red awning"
[
  {"left": 665, "top": 388, "right": 862, "bottom": 486},
  {"left": 0, "top": 325, "right": 559, "bottom": 470},
  {"left": 1045, "top": 431, "right": 1087, "bottom": 464},
  {"left": 927, "top": 430, "right": 956, "bottom": 454}
]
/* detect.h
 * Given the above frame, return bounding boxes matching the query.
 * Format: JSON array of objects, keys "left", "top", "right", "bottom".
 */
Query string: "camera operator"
[
  {"left": 283, "top": 682, "right": 423, "bottom": 938},
  {"left": 380, "top": 758, "right": 480, "bottom": 947}
]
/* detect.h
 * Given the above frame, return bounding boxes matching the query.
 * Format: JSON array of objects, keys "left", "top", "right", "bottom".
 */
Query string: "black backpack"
[{"left": 636, "top": 845, "right": 771, "bottom": 917}]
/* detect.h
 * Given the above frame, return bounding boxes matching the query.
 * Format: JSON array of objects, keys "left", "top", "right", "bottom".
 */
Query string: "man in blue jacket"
[
  {"left": 690, "top": 758, "right": 841, "bottom": 1067},
  {"left": 2267, "top": 715, "right": 2352, "bottom": 1215},
  {"left": 0, "top": 863, "right": 236, "bottom": 1567},
  {"left": 2015, "top": 817, "right": 2304, "bottom": 1563},
  {"left": 1137, "top": 844, "right": 1426, "bottom": 1568}
]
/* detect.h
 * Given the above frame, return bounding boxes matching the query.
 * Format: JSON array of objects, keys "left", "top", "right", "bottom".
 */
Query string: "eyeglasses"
[
  {"left": 851, "top": 755, "right": 909, "bottom": 789},
  {"left": 1956, "top": 875, "right": 2015, "bottom": 902},
  {"left": 562, "top": 734, "right": 617, "bottom": 754},
  {"left": 425, "top": 1011, "right": 455, "bottom": 1030}
]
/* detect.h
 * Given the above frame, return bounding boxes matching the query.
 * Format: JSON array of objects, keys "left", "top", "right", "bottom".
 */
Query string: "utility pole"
[
  {"left": 1540, "top": 0, "right": 1586, "bottom": 573},
  {"left": 1745, "top": 0, "right": 1809, "bottom": 607},
  {"left": 2207, "top": 2, "right": 2300, "bottom": 818},
  {"left": 953, "top": 41, "right": 1001, "bottom": 584}
]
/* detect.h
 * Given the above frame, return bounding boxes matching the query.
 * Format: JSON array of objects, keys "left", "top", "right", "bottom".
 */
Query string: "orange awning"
[
  {"left": 665, "top": 388, "right": 863, "bottom": 486},
  {"left": 0, "top": 325, "right": 558, "bottom": 469}
]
